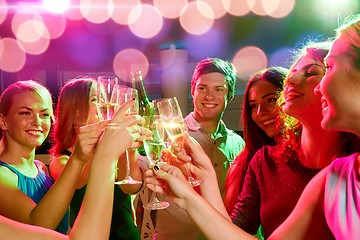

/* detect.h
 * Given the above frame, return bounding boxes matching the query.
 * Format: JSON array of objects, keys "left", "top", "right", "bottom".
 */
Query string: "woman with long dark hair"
[{"left": 224, "top": 67, "right": 288, "bottom": 213}]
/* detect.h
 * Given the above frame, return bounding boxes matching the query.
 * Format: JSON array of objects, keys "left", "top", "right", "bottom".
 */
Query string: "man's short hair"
[{"left": 191, "top": 58, "right": 237, "bottom": 98}]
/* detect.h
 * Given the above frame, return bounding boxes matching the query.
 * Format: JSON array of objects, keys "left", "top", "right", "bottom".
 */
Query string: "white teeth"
[
  {"left": 287, "top": 92, "right": 302, "bottom": 97},
  {"left": 263, "top": 119, "right": 275, "bottom": 125},
  {"left": 27, "top": 131, "right": 42, "bottom": 135},
  {"left": 203, "top": 104, "right": 216, "bottom": 108}
]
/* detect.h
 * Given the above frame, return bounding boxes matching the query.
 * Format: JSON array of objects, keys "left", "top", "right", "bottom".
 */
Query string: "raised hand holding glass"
[
  {"left": 156, "top": 97, "right": 202, "bottom": 187},
  {"left": 143, "top": 114, "right": 169, "bottom": 210}
]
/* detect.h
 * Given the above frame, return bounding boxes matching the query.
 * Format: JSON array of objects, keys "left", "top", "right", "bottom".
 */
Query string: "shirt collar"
[{"left": 184, "top": 112, "right": 228, "bottom": 140}]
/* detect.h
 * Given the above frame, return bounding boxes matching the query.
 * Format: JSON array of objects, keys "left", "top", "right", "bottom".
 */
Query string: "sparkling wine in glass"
[
  {"left": 156, "top": 97, "right": 202, "bottom": 187},
  {"left": 143, "top": 115, "right": 170, "bottom": 210},
  {"left": 114, "top": 85, "right": 143, "bottom": 185},
  {"left": 96, "top": 76, "right": 119, "bottom": 121}
]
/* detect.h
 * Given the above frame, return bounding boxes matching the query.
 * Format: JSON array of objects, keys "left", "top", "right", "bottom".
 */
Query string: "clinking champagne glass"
[
  {"left": 96, "top": 76, "right": 119, "bottom": 121},
  {"left": 155, "top": 97, "right": 202, "bottom": 187},
  {"left": 114, "top": 85, "right": 143, "bottom": 185},
  {"left": 143, "top": 115, "right": 170, "bottom": 210}
]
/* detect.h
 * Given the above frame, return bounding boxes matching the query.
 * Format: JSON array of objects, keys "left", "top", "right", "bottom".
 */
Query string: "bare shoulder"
[
  {"left": 49, "top": 154, "right": 70, "bottom": 180},
  {"left": 0, "top": 165, "right": 18, "bottom": 188}
]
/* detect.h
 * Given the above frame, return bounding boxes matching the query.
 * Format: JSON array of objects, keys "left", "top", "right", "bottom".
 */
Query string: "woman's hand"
[
  {"left": 145, "top": 163, "right": 197, "bottom": 209},
  {"left": 72, "top": 121, "right": 108, "bottom": 164},
  {"left": 95, "top": 100, "right": 151, "bottom": 161},
  {"left": 171, "top": 132, "right": 216, "bottom": 183}
]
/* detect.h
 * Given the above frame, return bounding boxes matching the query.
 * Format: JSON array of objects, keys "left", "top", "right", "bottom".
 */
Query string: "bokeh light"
[
  {"left": 113, "top": 48, "right": 149, "bottom": 82},
  {"left": 64, "top": 0, "right": 84, "bottom": 20},
  {"left": 154, "top": 0, "right": 187, "bottom": 19},
  {"left": 128, "top": 4, "right": 163, "bottom": 39},
  {"left": 111, "top": 0, "right": 140, "bottom": 25},
  {"left": 199, "top": 0, "right": 227, "bottom": 19},
  {"left": 0, "top": 38, "right": 26, "bottom": 72},
  {"left": 43, "top": 0, "right": 70, "bottom": 14},
  {"left": 248, "top": 0, "right": 267, "bottom": 16},
  {"left": 80, "top": 0, "right": 113, "bottom": 24},
  {"left": 39, "top": 14, "right": 67, "bottom": 39},
  {"left": 263, "top": 0, "right": 295, "bottom": 18},
  {"left": 179, "top": 1, "right": 214, "bottom": 35},
  {"left": 0, "top": 0, "right": 8, "bottom": 25},
  {"left": 222, "top": 0, "right": 251, "bottom": 17},
  {"left": 15, "top": 20, "right": 50, "bottom": 55},
  {"left": 12, "top": 9, "right": 43, "bottom": 38},
  {"left": 232, "top": 46, "right": 268, "bottom": 78}
]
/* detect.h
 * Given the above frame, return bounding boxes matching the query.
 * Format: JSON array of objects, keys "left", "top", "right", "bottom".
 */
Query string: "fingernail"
[{"left": 154, "top": 165, "right": 159, "bottom": 171}]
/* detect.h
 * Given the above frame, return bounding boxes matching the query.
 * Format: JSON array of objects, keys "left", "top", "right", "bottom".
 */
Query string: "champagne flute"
[
  {"left": 114, "top": 85, "right": 143, "bottom": 185},
  {"left": 143, "top": 115, "right": 170, "bottom": 210},
  {"left": 155, "top": 97, "right": 202, "bottom": 187},
  {"left": 96, "top": 76, "right": 119, "bottom": 121}
]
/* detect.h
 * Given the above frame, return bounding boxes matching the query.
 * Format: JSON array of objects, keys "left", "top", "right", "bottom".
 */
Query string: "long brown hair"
[
  {"left": 224, "top": 67, "right": 288, "bottom": 198},
  {"left": 50, "top": 77, "right": 95, "bottom": 156}
]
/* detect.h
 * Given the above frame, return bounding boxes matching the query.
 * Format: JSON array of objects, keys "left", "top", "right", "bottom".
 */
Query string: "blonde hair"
[{"left": 0, "top": 80, "right": 54, "bottom": 121}]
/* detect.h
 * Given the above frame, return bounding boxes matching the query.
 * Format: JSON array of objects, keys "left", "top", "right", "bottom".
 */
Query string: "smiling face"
[
  {"left": 192, "top": 72, "right": 231, "bottom": 122},
  {"left": 283, "top": 55, "right": 326, "bottom": 123},
  {"left": 0, "top": 91, "right": 51, "bottom": 150},
  {"left": 249, "top": 80, "right": 280, "bottom": 137},
  {"left": 318, "top": 36, "right": 360, "bottom": 133}
]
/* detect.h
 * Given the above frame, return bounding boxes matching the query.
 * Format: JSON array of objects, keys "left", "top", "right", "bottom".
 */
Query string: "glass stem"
[
  {"left": 186, "top": 163, "right": 194, "bottom": 181},
  {"left": 125, "top": 150, "right": 131, "bottom": 178},
  {"left": 153, "top": 171, "right": 159, "bottom": 203}
]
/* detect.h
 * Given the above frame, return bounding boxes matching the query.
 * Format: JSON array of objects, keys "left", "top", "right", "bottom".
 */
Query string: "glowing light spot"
[
  {"left": 248, "top": 0, "right": 266, "bottom": 16},
  {"left": 64, "top": 0, "right": 84, "bottom": 20},
  {"left": 200, "top": 0, "right": 227, "bottom": 19},
  {"left": 232, "top": 46, "right": 268, "bottom": 77},
  {"left": 16, "top": 20, "right": 45, "bottom": 43},
  {"left": 80, "top": 0, "right": 113, "bottom": 24},
  {"left": 0, "top": 38, "right": 26, "bottom": 73},
  {"left": 39, "top": 14, "right": 66, "bottom": 39},
  {"left": 263, "top": 0, "right": 295, "bottom": 18},
  {"left": 18, "top": 36, "right": 50, "bottom": 55},
  {"left": 314, "top": 0, "right": 358, "bottom": 23},
  {"left": 113, "top": 48, "right": 149, "bottom": 82},
  {"left": 43, "top": 0, "right": 70, "bottom": 13},
  {"left": 153, "top": 0, "right": 187, "bottom": 19},
  {"left": 179, "top": 1, "right": 214, "bottom": 35},
  {"left": 12, "top": 9, "right": 43, "bottom": 38},
  {"left": 111, "top": 0, "right": 140, "bottom": 25},
  {"left": 128, "top": 4, "right": 163, "bottom": 39},
  {"left": 16, "top": 20, "right": 50, "bottom": 55},
  {"left": 222, "top": 0, "right": 251, "bottom": 17},
  {"left": 0, "top": 0, "right": 8, "bottom": 25}
]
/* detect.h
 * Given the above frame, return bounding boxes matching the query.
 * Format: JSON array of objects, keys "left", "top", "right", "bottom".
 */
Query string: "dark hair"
[
  {"left": 50, "top": 77, "right": 95, "bottom": 156},
  {"left": 224, "top": 67, "right": 288, "bottom": 205},
  {"left": 191, "top": 58, "right": 237, "bottom": 98}
]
